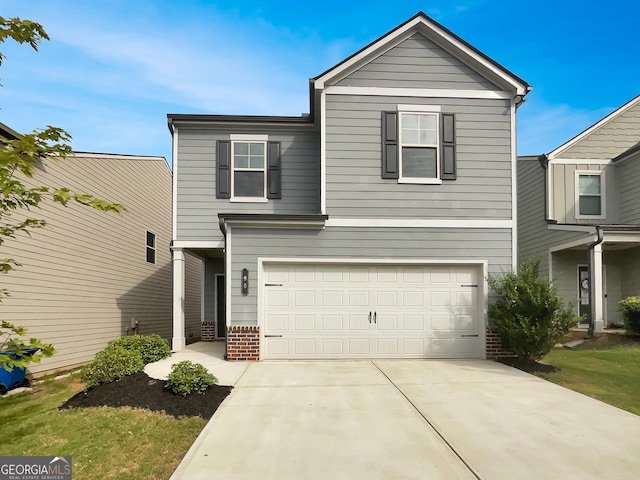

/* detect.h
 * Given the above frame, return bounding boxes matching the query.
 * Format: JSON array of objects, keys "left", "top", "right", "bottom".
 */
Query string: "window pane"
[
  {"left": 249, "top": 143, "right": 264, "bottom": 155},
  {"left": 234, "top": 155, "right": 249, "bottom": 168},
  {"left": 234, "top": 142, "right": 249, "bottom": 155},
  {"left": 249, "top": 154, "right": 264, "bottom": 169},
  {"left": 234, "top": 171, "right": 264, "bottom": 197},
  {"left": 419, "top": 114, "right": 437, "bottom": 130},
  {"left": 402, "top": 129, "right": 419, "bottom": 144},
  {"left": 403, "top": 114, "right": 419, "bottom": 128},
  {"left": 146, "top": 247, "right": 155, "bottom": 264},
  {"left": 579, "top": 196, "right": 601, "bottom": 216},
  {"left": 419, "top": 130, "right": 437, "bottom": 144},
  {"left": 402, "top": 147, "right": 437, "bottom": 178},
  {"left": 579, "top": 175, "right": 600, "bottom": 194},
  {"left": 146, "top": 231, "right": 155, "bottom": 248}
]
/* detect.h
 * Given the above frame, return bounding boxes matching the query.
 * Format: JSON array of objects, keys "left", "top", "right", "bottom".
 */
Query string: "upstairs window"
[
  {"left": 146, "top": 231, "right": 156, "bottom": 264},
  {"left": 399, "top": 112, "right": 439, "bottom": 182},
  {"left": 232, "top": 141, "right": 266, "bottom": 200},
  {"left": 576, "top": 172, "right": 604, "bottom": 218}
]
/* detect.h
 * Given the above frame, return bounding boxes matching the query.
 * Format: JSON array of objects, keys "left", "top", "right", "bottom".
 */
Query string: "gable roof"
[
  {"left": 312, "top": 11, "right": 531, "bottom": 96},
  {"left": 547, "top": 94, "right": 640, "bottom": 158},
  {"left": 613, "top": 140, "right": 640, "bottom": 164}
]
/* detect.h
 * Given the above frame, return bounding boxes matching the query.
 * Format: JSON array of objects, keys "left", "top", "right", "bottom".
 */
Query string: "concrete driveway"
[{"left": 171, "top": 360, "right": 640, "bottom": 479}]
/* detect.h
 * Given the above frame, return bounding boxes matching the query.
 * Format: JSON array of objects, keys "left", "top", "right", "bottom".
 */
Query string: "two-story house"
[
  {"left": 169, "top": 12, "right": 530, "bottom": 360},
  {"left": 519, "top": 95, "right": 640, "bottom": 333}
]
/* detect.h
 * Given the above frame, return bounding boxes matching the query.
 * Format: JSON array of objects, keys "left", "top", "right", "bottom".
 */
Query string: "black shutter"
[
  {"left": 267, "top": 141, "right": 281, "bottom": 199},
  {"left": 382, "top": 111, "right": 399, "bottom": 179},
  {"left": 216, "top": 140, "right": 231, "bottom": 199},
  {"left": 441, "top": 113, "right": 456, "bottom": 180}
]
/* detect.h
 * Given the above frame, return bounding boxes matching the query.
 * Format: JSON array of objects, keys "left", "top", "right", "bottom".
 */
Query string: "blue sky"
[{"left": 1, "top": 1, "right": 639, "bottom": 165}]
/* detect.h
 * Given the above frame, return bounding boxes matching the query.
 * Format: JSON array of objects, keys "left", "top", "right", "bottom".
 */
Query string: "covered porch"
[{"left": 549, "top": 227, "right": 640, "bottom": 332}]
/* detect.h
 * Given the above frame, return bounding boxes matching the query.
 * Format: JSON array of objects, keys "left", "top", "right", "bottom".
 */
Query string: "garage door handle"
[
  {"left": 460, "top": 334, "right": 479, "bottom": 338},
  {"left": 265, "top": 335, "right": 283, "bottom": 338},
  {"left": 460, "top": 284, "right": 478, "bottom": 288},
  {"left": 373, "top": 312, "right": 377, "bottom": 324},
  {"left": 368, "top": 311, "right": 372, "bottom": 324},
  {"left": 265, "top": 283, "right": 283, "bottom": 287}
]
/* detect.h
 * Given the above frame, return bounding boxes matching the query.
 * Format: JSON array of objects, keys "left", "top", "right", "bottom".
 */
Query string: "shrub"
[
  {"left": 80, "top": 346, "right": 144, "bottom": 389},
  {"left": 487, "top": 258, "right": 580, "bottom": 364},
  {"left": 619, "top": 296, "right": 640, "bottom": 336},
  {"left": 165, "top": 361, "right": 217, "bottom": 396},
  {"left": 107, "top": 334, "right": 171, "bottom": 365}
]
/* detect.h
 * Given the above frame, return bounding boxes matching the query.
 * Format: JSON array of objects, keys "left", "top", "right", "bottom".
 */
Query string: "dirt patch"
[{"left": 59, "top": 372, "right": 232, "bottom": 419}]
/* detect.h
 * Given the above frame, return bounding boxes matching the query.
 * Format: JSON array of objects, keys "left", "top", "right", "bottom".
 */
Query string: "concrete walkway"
[{"left": 156, "top": 351, "right": 640, "bottom": 479}]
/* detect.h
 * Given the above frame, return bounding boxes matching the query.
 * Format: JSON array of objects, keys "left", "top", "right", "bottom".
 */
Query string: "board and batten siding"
[
  {"left": 0, "top": 153, "right": 176, "bottom": 374},
  {"left": 617, "top": 154, "right": 640, "bottom": 224},
  {"left": 325, "top": 95, "right": 513, "bottom": 218},
  {"left": 517, "top": 157, "right": 588, "bottom": 277},
  {"left": 549, "top": 162, "right": 617, "bottom": 224},
  {"left": 228, "top": 226, "right": 512, "bottom": 325},
  {"left": 557, "top": 103, "right": 640, "bottom": 160},
  {"left": 333, "top": 33, "right": 500, "bottom": 91},
  {"left": 175, "top": 127, "right": 320, "bottom": 241}
]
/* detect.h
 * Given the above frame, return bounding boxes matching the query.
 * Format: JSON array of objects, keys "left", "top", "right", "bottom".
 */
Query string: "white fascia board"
[
  {"left": 171, "top": 240, "right": 225, "bottom": 249},
  {"left": 324, "top": 86, "right": 511, "bottom": 100},
  {"left": 230, "top": 134, "right": 269, "bottom": 141},
  {"left": 547, "top": 224, "right": 597, "bottom": 233},
  {"left": 320, "top": 91, "right": 327, "bottom": 215},
  {"left": 258, "top": 256, "right": 488, "bottom": 267},
  {"left": 223, "top": 219, "right": 326, "bottom": 230},
  {"left": 511, "top": 99, "right": 518, "bottom": 269},
  {"left": 314, "top": 16, "right": 528, "bottom": 95},
  {"left": 172, "top": 126, "right": 178, "bottom": 241},
  {"left": 602, "top": 232, "right": 640, "bottom": 243},
  {"left": 549, "top": 158, "right": 612, "bottom": 165},
  {"left": 548, "top": 95, "right": 640, "bottom": 158},
  {"left": 325, "top": 218, "right": 512, "bottom": 228}
]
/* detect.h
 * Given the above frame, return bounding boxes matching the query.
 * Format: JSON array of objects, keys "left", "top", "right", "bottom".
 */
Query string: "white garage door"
[{"left": 263, "top": 263, "right": 483, "bottom": 359}]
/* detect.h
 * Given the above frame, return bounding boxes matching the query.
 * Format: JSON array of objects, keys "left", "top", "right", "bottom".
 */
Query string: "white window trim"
[
  {"left": 575, "top": 170, "right": 606, "bottom": 219},
  {"left": 145, "top": 230, "right": 156, "bottom": 265},
  {"left": 398, "top": 111, "right": 442, "bottom": 185},
  {"left": 230, "top": 139, "right": 268, "bottom": 202}
]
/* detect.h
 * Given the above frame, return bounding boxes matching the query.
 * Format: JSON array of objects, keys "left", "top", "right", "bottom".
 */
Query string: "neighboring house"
[
  {"left": 0, "top": 123, "right": 202, "bottom": 375},
  {"left": 518, "top": 95, "right": 640, "bottom": 332},
  {"left": 169, "top": 12, "right": 530, "bottom": 360}
]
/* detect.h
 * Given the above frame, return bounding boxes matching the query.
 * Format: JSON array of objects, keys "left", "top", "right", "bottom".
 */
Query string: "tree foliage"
[
  {"left": 487, "top": 258, "right": 580, "bottom": 364},
  {"left": 0, "top": 16, "right": 125, "bottom": 371}
]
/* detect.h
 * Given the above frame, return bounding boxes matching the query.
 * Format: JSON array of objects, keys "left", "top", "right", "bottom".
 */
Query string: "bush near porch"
[{"left": 619, "top": 296, "right": 640, "bottom": 336}]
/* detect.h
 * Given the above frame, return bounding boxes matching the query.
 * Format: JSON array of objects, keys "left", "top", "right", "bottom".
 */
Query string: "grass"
[
  {"left": 0, "top": 374, "right": 207, "bottom": 480},
  {"left": 535, "top": 333, "right": 640, "bottom": 416}
]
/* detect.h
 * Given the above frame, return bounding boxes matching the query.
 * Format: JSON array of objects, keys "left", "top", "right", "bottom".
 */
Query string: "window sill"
[
  {"left": 575, "top": 215, "right": 605, "bottom": 220},
  {"left": 230, "top": 197, "right": 269, "bottom": 203},
  {"left": 398, "top": 178, "right": 443, "bottom": 185}
]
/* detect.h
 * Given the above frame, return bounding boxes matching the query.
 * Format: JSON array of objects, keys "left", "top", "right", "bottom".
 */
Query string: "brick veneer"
[
  {"left": 485, "top": 326, "right": 516, "bottom": 360},
  {"left": 201, "top": 322, "right": 216, "bottom": 341},
  {"left": 226, "top": 325, "right": 260, "bottom": 361}
]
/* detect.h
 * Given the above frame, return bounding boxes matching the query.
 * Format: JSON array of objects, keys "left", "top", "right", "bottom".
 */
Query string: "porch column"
[
  {"left": 590, "top": 243, "right": 604, "bottom": 333},
  {"left": 172, "top": 247, "right": 186, "bottom": 351}
]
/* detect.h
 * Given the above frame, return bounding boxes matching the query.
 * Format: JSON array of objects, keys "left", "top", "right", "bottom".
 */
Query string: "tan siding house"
[{"left": 1, "top": 127, "right": 202, "bottom": 374}]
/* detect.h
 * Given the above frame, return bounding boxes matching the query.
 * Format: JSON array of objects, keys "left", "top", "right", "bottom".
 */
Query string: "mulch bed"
[{"left": 59, "top": 372, "right": 232, "bottom": 419}]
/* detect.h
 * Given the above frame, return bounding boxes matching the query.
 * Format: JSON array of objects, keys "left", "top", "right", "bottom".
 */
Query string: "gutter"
[{"left": 586, "top": 226, "right": 604, "bottom": 338}]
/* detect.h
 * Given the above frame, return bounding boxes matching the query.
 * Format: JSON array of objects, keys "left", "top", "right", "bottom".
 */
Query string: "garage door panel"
[{"left": 263, "top": 264, "right": 482, "bottom": 359}]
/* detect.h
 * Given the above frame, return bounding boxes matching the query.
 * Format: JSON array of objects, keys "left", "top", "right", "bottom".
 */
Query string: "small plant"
[
  {"left": 619, "top": 296, "right": 640, "bottom": 336},
  {"left": 487, "top": 258, "right": 580, "bottom": 364},
  {"left": 0, "top": 321, "right": 55, "bottom": 372},
  {"left": 107, "top": 334, "right": 171, "bottom": 365},
  {"left": 165, "top": 361, "right": 216, "bottom": 396},
  {"left": 80, "top": 346, "right": 144, "bottom": 389}
]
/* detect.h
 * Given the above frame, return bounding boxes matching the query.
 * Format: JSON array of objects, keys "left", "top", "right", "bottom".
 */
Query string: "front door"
[
  {"left": 578, "top": 265, "right": 590, "bottom": 324},
  {"left": 216, "top": 275, "right": 226, "bottom": 338}
]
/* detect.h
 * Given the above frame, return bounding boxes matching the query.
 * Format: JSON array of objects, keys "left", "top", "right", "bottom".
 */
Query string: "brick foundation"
[
  {"left": 201, "top": 322, "right": 216, "bottom": 341},
  {"left": 226, "top": 325, "right": 260, "bottom": 361},
  {"left": 485, "top": 327, "right": 516, "bottom": 360}
]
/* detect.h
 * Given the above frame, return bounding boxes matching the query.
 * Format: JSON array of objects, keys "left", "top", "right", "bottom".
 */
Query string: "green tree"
[
  {"left": 0, "top": 16, "right": 124, "bottom": 371},
  {"left": 487, "top": 258, "right": 580, "bottom": 365}
]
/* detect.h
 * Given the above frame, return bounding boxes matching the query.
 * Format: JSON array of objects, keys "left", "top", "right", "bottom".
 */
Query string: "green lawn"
[
  {"left": 536, "top": 339, "right": 640, "bottom": 416},
  {"left": 0, "top": 375, "right": 206, "bottom": 480}
]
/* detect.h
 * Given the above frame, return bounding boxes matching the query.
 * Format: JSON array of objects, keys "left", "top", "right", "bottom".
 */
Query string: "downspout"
[{"left": 587, "top": 226, "right": 604, "bottom": 338}]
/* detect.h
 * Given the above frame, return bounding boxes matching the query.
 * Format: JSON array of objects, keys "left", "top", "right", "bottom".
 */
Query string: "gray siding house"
[
  {"left": 0, "top": 123, "right": 202, "bottom": 374},
  {"left": 170, "top": 12, "right": 530, "bottom": 360},
  {"left": 518, "top": 95, "right": 640, "bottom": 332}
]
